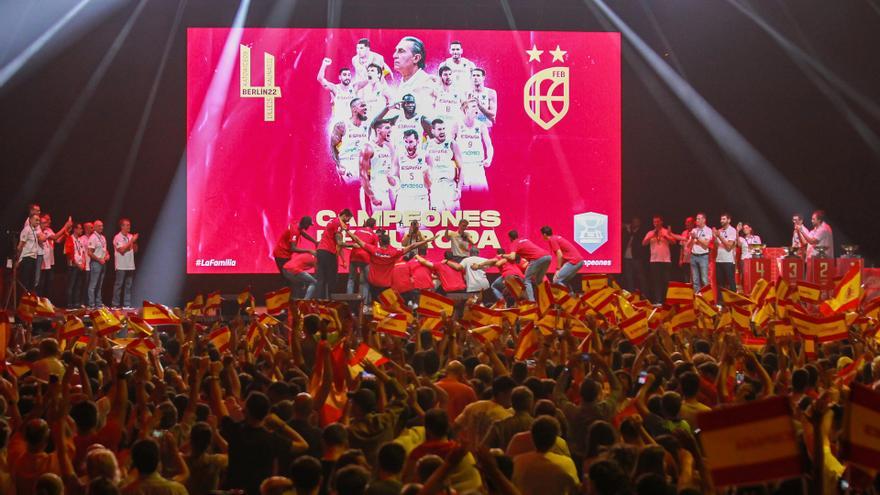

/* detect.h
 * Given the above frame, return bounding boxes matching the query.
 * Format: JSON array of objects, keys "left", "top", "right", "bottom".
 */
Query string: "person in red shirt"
[
  {"left": 540, "top": 226, "right": 585, "bottom": 289},
  {"left": 348, "top": 218, "right": 378, "bottom": 303},
  {"left": 283, "top": 250, "right": 318, "bottom": 299},
  {"left": 348, "top": 231, "right": 431, "bottom": 298},
  {"left": 273, "top": 217, "right": 317, "bottom": 289},
  {"left": 503, "top": 230, "right": 551, "bottom": 301},
  {"left": 416, "top": 251, "right": 466, "bottom": 294},
  {"left": 390, "top": 254, "right": 417, "bottom": 303},
  {"left": 486, "top": 248, "right": 526, "bottom": 303},
  {"left": 315, "top": 209, "right": 354, "bottom": 299},
  {"left": 409, "top": 246, "right": 436, "bottom": 295}
]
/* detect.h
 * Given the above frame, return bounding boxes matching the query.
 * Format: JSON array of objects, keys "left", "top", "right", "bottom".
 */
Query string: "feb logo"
[
  {"left": 574, "top": 211, "right": 607, "bottom": 254},
  {"left": 523, "top": 44, "right": 569, "bottom": 130},
  {"left": 240, "top": 44, "right": 281, "bottom": 122}
]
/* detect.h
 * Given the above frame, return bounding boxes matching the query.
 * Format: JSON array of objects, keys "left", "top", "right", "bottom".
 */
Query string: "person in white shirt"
[
  {"left": 80, "top": 222, "right": 93, "bottom": 305},
  {"left": 112, "top": 218, "right": 139, "bottom": 308},
  {"left": 468, "top": 68, "right": 497, "bottom": 128},
  {"left": 791, "top": 214, "right": 806, "bottom": 259},
  {"left": 392, "top": 36, "right": 435, "bottom": 115},
  {"left": 15, "top": 213, "right": 47, "bottom": 292},
  {"left": 351, "top": 38, "right": 391, "bottom": 84},
  {"left": 440, "top": 41, "right": 476, "bottom": 92},
  {"left": 713, "top": 213, "right": 738, "bottom": 292},
  {"left": 37, "top": 213, "right": 71, "bottom": 298},
  {"left": 796, "top": 209, "right": 834, "bottom": 260},
  {"left": 642, "top": 216, "right": 677, "bottom": 304},
  {"left": 737, "top": 222, "right": 762, "bottom": 260},
  {"left": 687, "top": 213, "right": 712, "bottom": 292},
  {"left": 87, "top": 219, "right": 110, "bottom": 307},
  {"left": 65, "top": 223, "right": 88, "bottom": 308},
  {"left": 459, "top": 248, "right": 491, "bottom": 297}
]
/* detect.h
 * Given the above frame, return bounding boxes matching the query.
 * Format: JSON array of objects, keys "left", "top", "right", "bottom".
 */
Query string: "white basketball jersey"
[
  {"left": 392, "top": 113, "right": 425, "bottom": 149},
  {"left": 360, "top": 84, "right": 386, "bottom": 119},
  {"left": 455, "top": 120, "right": 485, "bottom": 164},
  {"left": 337, "top": 120, "right": 369, "bottom": 174},
  {"left": 332, "top": 84, "right": 358, "bottom": 121},
  {"left": 369, "top": 142, "right": 393, "bottom": 190},
  {"left": 397, "top": 152, "right": 428, "bottom": 197},
  {"left": 434, "top": 87, "right": 463, "bottom": 123},
  {"left": 473, "top": 88, "right": 493, "bottom": 126},
  {"left": 426, "top": 140, "right": 456, "bottom": 183}
]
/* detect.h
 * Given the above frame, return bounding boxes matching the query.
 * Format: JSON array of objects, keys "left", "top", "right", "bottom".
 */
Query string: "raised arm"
[{"left": 317, "top": 58, "right": 337, "bottom": 93}]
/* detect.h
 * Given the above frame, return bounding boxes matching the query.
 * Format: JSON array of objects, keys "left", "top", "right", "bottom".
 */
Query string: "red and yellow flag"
[
  {"left": 620, "top": 311, "right": 650, "bottom": 345},
  {"left": 90, "top": 308, "right": 122, "bottom": 336},
  {"left": 536, "top": 280, "right": 553, "bottom": 316},
  {"left": 127, "top": 316, "right": 154, "bottom": 336},
  {"left": 670, "top": 306, "right": 696, "bottom": 331},
  {"left": 237, "top": 287, "right": 253, "bottom": 306},
  {"left": 265, "top": 287, "right": 291, "bottom": 315},
  {"left": 730, "top": 303, "right": 751, "bottom": 332},
  {"left": 697, "top": 396, "right": 803, "bottom": 487},
  {"left": 142, "top": 301, "right": 180, "bottom": 325},
  {"left": 796, "top": 281, "right": 822, "bottom": 305},
  {"left": 820, "top": 264, "right": 861, "bottom": 316},
  {"left": 124, "top": 337, "right": 156, "bottom": 359},
  {"left": 517, "top": 302, "right": 538, "bottom": 323},
  {"left": 504, "top": 276, "right": 525, "bottom": 300},
  {"left": 552, "top": 285, "right": 577, "bottom": 315},
  {"left": 514, "top": 323, "right": 540, "bottom": 360},
  {"left": 464, "top": 304, "right": 502, "bottom": 327},
  {"left": 697, "top": 285, "right": 716, "bottom": 305},
  {"left": 419, "top": 291, "right": 454, "bottom": 316},
  {"left": 0, "top": 311, "right": 10, "bottom": 362},
  {"left": 790, "top": 311, "right": 849, "bottom": 343},
  {"left": 694, "top": 294, "right": 718, "bottom": 318},
  {"left": 17, "top": 293, "right": 37, "bottom": 323},
  {"left": 35, "top": 297, "right": 55, "bottom": 317},
  {"left": 207, "top": 326, "right": 231, "bottom": 352},
  {"left": 469, "top": 324, "right": 502, "bottom": 344},
  {"left": 666, "top": 282, "right": 694, "bottom": 305},
  {"left": 616, "top": 295, "right": 636, "bottom": 320},
  {"left": 376, "top": 313, "right": 409, "bottom": 338},
  {"left": 581, "top": 274, "right": 608, "bottom": 292},
  {"left": 841, "top": 384, "right": 880, "bottom": 470},
  {"left": 205, "top": 291, "right": 222, "bottom": 311},
  {"left": 721, "top": 288, "right": 754, "bottom": 307},
  {"left": 378, "top": 288, "right": 407, "bottom": 314},
  {"left": 60, "top": 315, "right": 86, "bottom": 340},
  {"left": 348, "top": 343, "right": 389, "bottom": 377}
]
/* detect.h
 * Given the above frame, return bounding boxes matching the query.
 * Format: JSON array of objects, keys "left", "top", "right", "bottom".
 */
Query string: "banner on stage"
[{"left": 187, "top": 28, "right": 621, "bottom": 274}]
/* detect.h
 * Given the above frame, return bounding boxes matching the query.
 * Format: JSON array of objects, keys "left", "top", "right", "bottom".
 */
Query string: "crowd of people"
[
  {"left": 14, "top": 204, "right": 139, "bottom": 310},
  {"left": 4, "top": 206, "right": 877, "bottom": 495}
]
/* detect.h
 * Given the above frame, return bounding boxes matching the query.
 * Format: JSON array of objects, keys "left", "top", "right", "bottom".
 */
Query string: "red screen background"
[{"left": 186, "top": 28, "right": 620, "bottom": 274}]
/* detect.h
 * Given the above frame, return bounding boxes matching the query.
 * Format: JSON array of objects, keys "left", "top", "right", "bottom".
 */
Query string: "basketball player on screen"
[
  {"left": 392, "top": 129, "right": 431, "bottom": 213},
  {"left": 453, "top": 99, "right": 493, "bottom": 192},
  {"left": 372, "top": 93, "right": 431, "bottom": 149},
  {"left": 441, "top": 40, "right": 476, "bottom": 92},
  {"left": 425, "top": 118, "right": 463, "bottom": 212},
  {"left": 317, "top": 58, "right": 368, "bottom": 123},
  {"left": 330, "top": 98, "right": 370, "bottom": 184},
  {"left": 469, "top": 68, "right": 497, "bottom": 127},
  {"left": 360, "top": 63, "right": 391, "bottom": 121},
  {"left": 351, "top": 38, "right": 391, "bottom": 83},
  {"left": 432, "top": 65, "right": 464, "bottom": 125},
  {"left": 360, "top": 118, "right": 397, "bottom": 213}
]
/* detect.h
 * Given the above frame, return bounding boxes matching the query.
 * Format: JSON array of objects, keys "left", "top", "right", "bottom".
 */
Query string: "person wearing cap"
[{"left": 346, "top": 361, "right": 408, "bottom": 466}]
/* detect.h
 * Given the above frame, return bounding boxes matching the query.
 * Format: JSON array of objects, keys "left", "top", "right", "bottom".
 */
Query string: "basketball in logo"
[{"left": 523, "top": 67, "right": 570, "bottom": 130}]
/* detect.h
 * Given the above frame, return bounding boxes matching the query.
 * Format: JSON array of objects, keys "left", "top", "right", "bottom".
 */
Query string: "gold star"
[
  {"left": 549, "top": 45, "right": 567, "bottom": 62},
  {"left": 525, "top": 45, "right": 543, "bottom": 62}
]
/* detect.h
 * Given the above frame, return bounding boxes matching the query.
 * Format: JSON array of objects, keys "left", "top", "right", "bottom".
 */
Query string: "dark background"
[{"left": 2, "top": 0, "right": 879, "bottom": 305}]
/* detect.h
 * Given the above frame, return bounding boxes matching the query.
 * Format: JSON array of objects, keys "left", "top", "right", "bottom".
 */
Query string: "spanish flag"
[
  {"left": 124, "top": 337, "right": 156, "bottom": 359},
  {"left": 536, "top": 313, "right": 559, "bottom": 336},
  {"left": 568, "top": 317, "right": 592, "bottom": 338},
  {"left": 127, "top": 316, "right": 154, "bottom": 336},
  {"left": 469, "top": 324, "right": 502, "bottom": 343},
  {"left": 60, "top": 315, "right": 86, "bottom": 340},
  {"left": 91, "top": 308, "right": 122, "bottom": 336},
  {"left": 259, "top": 313, "right": 282, "bottom": 328},
  {"left": 419, "top": 315, "right": 444, "bottom": 339},
  {"left": 665, "top": 282, "right": 694, "bottom": 305},
  {"left": 751, "top": 302, "right": 774, "bottom": 330},
  {"left": 749, "top": 279, "right": 770, "bottom": 305},
  {"left": 377, "top": 313, "right": 409, "bottom": 338},
  {"left": 378, "top": 288, "right": 407, "bottom": 313},
  {"left": 790, "top": 312, "right": 848, "bottom": 343},
  {"left": 514, "top": 323, "right": 540, "bottom": 360},
  {"left": 536, "top": 280, "right": 553, "bottom": 316},
  {"left": 205, "top": 291, "right": 222, "bottom": 311},
  {"left": 730, "top": 303, "right": 751, "bottom": 332},
  {"left": 715, "top": 310, "right": 732, "bottom": 331},
  {"left": 317, "top": 306, "right": 342, "bottom": 331},
  {"left": 771, "top": 319, "right": 794, "bottom": 337},
  {"left": 620, "top": 311, "right": 650, "bottom": 345},
  {"left": 498, "top": 308, "right": 520, "bottom": 327},
  {"left": 616, "top": 295, "right": 636, "bottom": 320},
  {"left": 348, "top": 343, "right": 388, "bottom": 377},
  {"left": 582, "top": 274, "right": 608, "bottom": 292},
  {"left": 694, "top": 294, "right": 718, "bottom": 318},
  {"left": 142, "top": 301, "right": 179, "bottom": 325},
  {"left": 265, "top": 287, "right": 291, "bottom": 315},
  {"left": 35, "top": 297, "right": 56, "bottom": 317},
  {"left": 0, "top": 311, "right": 9, "bottom": 362},
  {"left": 517, "top": 303, "right": 539, "bottom": 322},
  {"left": 841, "top": 384, "right": 880, "bottom": 470},
  {"left": 419, "top": 291, "right": 454, "bottom": 316},
  {"left": 237, "top": 287, "right": 253, "bottom": 306},
  {"left": 186, "top": 294, "right": 205, "bottom": 317},
  {"left": 697, "top": 285, "right": 716, "bottom": 305},
  {"left": 464, "top": 304, "right": 502, "bottom": 327},
  {"left": 796, "top": 282, "right": 822, "bottom": 305},
  {"left": 552, "top": 285, "right": 577, "bottom": 315},
  {"left": 207, "top": 325, "right": 231, "bottom": 352},
  {"left": 742, "top": 336, "right": 767, "bottom": 352},
  {"left": 371, "top": 301, "right": 390, "bottom": 321},
  {"left": 820, "top": 264, "right": 861, "bottom": 316},
  {"left": 504, "top": 276, "right": 526, "bottom": 300},
  {"left": 583, "top": 287, "right": 615, "bottom": 310},
  {"left": 670, "top": 306, "right": 696, "bottom": 331},
  {"left": 17, "top": 293, "right": 37, "bottom": 323},
  {"left": 803, "top": 336, "right": 817, "bottom": 359},
  {"left": 721, "top": 288, "right": 754, "bottom": 307},
  {"left": 776, "top": 279, "right": 796, "bottom": 304},
  {"left": 244, "top": 321, "right": 263, "bottom": 350}
]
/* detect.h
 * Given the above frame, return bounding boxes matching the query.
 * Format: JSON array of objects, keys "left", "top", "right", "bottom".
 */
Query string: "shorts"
[
  {"left": 460, "top": 161, "right": 488, "bottom": 191},
  {"left": 396, "top": 193, "right": 429, "bottom": 213},
  {"left": 430, "top": 184, "right": 459, "bottom": 212}
]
